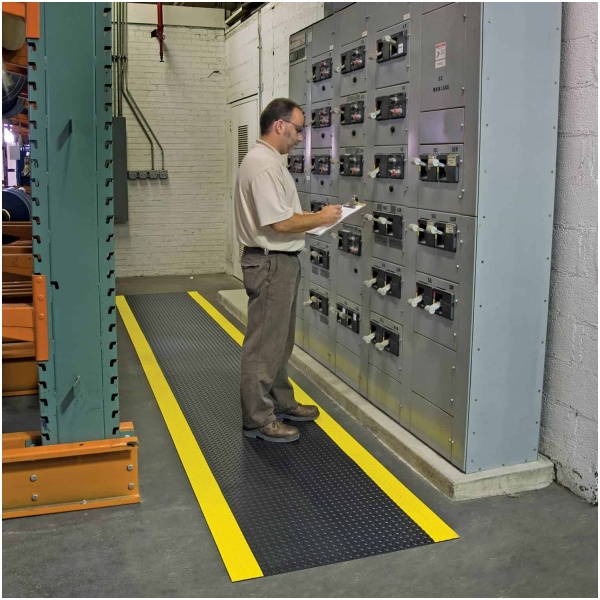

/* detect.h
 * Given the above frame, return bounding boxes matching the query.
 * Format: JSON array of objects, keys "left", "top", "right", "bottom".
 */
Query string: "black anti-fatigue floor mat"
[{"left": 123, "top": 292, "right": 455, "bottom": 578}]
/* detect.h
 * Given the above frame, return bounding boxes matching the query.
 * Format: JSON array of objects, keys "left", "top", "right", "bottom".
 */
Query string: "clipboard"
[{"left": 307, "top": 202, "right": 366, "bottom": 236}]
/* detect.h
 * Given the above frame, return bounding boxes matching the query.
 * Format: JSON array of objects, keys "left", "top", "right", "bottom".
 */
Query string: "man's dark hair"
[{"left": 260, "top": 98, "right": 302, "bottom": 136}]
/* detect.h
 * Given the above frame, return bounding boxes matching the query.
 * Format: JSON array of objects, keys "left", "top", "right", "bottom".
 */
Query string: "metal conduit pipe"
[
  {"left": 122, "top": 2, "right": 166, "bottom": 172},
  {"left": 115, "top": 2, "right": 156, "bottom": 171}
]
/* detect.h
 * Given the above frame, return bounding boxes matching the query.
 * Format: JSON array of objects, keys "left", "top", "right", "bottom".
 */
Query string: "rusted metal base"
[{"left": 2, "top": 422, "right": 140, "bottom": 519}]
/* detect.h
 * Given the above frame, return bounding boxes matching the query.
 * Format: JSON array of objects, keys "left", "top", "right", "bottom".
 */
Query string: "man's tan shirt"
[{"left": 234, "top": 139, "right": 305, "bottom": 252}]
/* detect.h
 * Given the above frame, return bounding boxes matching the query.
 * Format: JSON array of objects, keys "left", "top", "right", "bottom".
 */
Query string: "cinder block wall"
[
  {"left": 541, "top": 2, "right": 598, "bottom": 504},
  {"left": 115, "top": 24, "right": 227, "bottom": 277}
]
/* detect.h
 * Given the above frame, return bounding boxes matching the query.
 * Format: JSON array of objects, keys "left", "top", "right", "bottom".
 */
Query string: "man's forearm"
[{"left": 271, "top": 212, "right": 328, "bottom": 234}]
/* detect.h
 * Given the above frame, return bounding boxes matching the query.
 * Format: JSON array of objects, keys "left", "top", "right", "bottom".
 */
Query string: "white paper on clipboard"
[{"left": 307, "top": 202, "right": 366, "bottom": 236}]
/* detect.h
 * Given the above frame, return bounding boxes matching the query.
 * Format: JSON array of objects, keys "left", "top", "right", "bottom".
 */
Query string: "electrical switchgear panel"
[
  {"left": 375, "top": 154, "right": 405, "bottom": 179},
  {"left": 308, "top": 288, "right": 329, "bottom": 315},
  {"left": 288, "top": 155, "right": 304, "bottom": 173},
  {"left": 312, "top": 58, "right": 332, "bottom": 82},
  {"left": 340, "top": 101, "right": 365, "bottom": 125},
  {"left": 310, "top": 246, "right": 330, "bottom": 271},
  {"left": 337, "top": 304, "right": 360, "bottom": 334},
  {"left": 368, "top": 267, "right": 402, "bottom": 299},
  {"left": 418, "top": 153, "right": 460, "bottom": 183},
  {"left": 416, "top": 219, "right": 458, "bottom": 252},
  {"left": 367, "top": 322, "right": 400, "bottom": 357},
  {"left": 289, "top": 3, "right": 561, "bottom": 474},
  {"left": 312, "top": 154, "right": 331, "bottom": 175},
  {"left": 340, "top": 153, "right": 363, "bottom": 177},
  {"left": 312, "top": 106, "right": 332, "bottom": 128},
  {"left": 377, "top": 30, "right": 408, "bottom": 62},
  {"left": 375, "top": 93, "right": 407, "bottom": 121},
  {"left": 338, "top": 229, "right": 362, "bottom": 256},
  {"left": 340, "top": 46, "right": 366, "bottom": 73}
]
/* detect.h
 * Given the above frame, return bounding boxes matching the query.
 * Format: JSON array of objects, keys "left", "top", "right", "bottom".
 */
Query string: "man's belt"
[{"left": 243, "top": 246, "right": 302, "bottom": 257}]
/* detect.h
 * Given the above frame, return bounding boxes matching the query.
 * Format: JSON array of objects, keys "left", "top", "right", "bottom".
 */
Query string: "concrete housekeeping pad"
[{"left": 217, "top": 288, "right": 555, "bottom": 502}]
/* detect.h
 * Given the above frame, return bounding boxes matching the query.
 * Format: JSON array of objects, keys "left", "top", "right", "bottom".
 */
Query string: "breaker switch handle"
[
  {"left": 425, "top": 301, "right": 442, "bottom": 315},
  {"left": 368, "top": 167, "right": 380, "bottom": 179},
  {"left": 376, "top": 217, "right": 391, "bottom": 225},
  {"left": 362, "top": 332, "right": 376, "bottom": 344},
  {"left": 412, "top": 157, "right": 427, "bottom": 167},
  {"left": 375, "top": 339, "right": 390, "bottom": 351},
  {"left": 426, "top": 224, "right": 443, "bottom": 235},
  {"left": 303, "top": 296, "right": 318, "bottom": 307},
  {"left": 377, "top": 283, "right": 391, "bottom": 296},
  {"left": 431, "top": 157, "right": 446, "bottom": 168},
  {"left": 407, "top": 295, "right": 423, "bottom": 307},
  {"left": 369, "top": 109, "right": 381, "bottom": 119},
  {"left": 363, "top": 277, "right": 377, "bottom": 288},
  {"left": 382, "top": 34, "right": 398, "bottom": 46}
]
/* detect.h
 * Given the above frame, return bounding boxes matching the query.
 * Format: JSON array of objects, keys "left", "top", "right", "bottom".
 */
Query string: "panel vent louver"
[{"left": 237, "top": 125, "right": 249, "bottom": 167}]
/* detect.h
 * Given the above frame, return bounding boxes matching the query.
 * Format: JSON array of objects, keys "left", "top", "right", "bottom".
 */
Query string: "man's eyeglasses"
[{"left": 280, "top": 119, "right": 304, "bottom": 134}]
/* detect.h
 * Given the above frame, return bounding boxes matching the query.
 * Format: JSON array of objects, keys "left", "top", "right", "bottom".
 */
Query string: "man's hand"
[{"left": 318, "top": 204, "right": 343, "bottom": 226}]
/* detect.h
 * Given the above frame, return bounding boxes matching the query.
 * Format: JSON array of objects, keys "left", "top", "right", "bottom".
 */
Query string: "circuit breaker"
[{"left": 289, "top": 3, "right": 561, "bottom": 473}]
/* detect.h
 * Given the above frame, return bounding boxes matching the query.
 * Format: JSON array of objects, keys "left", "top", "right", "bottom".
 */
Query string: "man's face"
[{"left": 282, "top": 108, "right": 305, "bottom": 153}]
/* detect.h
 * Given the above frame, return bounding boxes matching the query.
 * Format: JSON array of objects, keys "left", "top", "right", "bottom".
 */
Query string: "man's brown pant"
[{"left": 240, "top": 250, "right": 301, "bottom": 429}]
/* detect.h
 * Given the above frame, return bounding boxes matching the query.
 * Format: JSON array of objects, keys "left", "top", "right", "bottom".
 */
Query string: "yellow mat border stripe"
[
  {"left": 116, "top": 295, "right": 263, "bottom": 583},
  {"left": 188, "top": 291, "right": 459, "bottom": 543}
]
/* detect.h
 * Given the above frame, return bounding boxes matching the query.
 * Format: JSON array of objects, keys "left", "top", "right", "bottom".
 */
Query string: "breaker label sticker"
[{"left": 435, "top": 42, "right": 446, "bottom": 68}]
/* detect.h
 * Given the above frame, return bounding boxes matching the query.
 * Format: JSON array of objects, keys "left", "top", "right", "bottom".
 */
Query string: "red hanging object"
[{"left": 150, "top": 2, "right": 165, "bottom": 62}]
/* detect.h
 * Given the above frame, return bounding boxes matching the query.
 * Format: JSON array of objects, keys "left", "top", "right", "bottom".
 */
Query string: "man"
[{"left": 234, "top": 98, "right": 342, "bottom": 443}]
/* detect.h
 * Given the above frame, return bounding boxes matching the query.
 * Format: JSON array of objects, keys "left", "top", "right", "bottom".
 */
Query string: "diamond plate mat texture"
[{"left": 126, "top": 292, "right": 435, "bottom": 576}]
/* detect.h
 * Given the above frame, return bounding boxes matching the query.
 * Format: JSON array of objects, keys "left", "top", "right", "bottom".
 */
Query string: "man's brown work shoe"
[
  {"left": 242, "top": 420, "right": 300, "bottom": 443},
  {"left": 279, "top": 404, "right": 320, "bottom": 422}
]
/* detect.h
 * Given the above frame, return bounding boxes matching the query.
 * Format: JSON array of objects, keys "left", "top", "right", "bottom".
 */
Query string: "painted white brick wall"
[
  {"left": 116, "top": 24, "right": 227, "bottom": 277},
  {"left": 223, "top": 2, "right": 324, "bottom": 272},
  {"left": 225, "top": 3, "right": 323, "bottom": 107},
  {"left": 541, "top": 3, "right": 598, "bottom": 504},
  {"left": 226, "top": 13, "right": 260, "bottom": 104},
  {"left": 258, "top": 2, "right": 324, "bottom": 109}
]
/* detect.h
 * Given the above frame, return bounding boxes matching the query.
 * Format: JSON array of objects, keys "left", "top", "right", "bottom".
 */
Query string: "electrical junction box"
[{"left": 289, "top": 3, "right": 561, "bottom": 473}]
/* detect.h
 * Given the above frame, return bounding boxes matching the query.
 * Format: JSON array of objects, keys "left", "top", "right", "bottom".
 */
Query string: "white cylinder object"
[
  {"left": 375, "top": 339, "right": 390, "bottom": 351},
  {"left": 363, "top": 277, "right": 377, "bottom": 288},
  {"left": 426, "top": 301, "right": 442, "bottom": 315},
  {"left": 426, "top": 224, "right": 443, "bottom": 235},
  {"left": 362, "top": 332, "right": 376, "bottom": 344},
  {"left": 370, "top": 109, "right": 381, "bottom": 119},
  {"left": 303, "top": 296, "right": 317, "bottom": 306},
  {"left": 377, "top": 283, "right": 391, "bottom": 296},
  {"left": 408, "top": 223, "right": 424, "bottom": 233},
  {"left": 368, "top": 167, "right": 380, "bottom": 179},
  {"left": 408, "top": 295, "right": 423, "bottom": 307}
]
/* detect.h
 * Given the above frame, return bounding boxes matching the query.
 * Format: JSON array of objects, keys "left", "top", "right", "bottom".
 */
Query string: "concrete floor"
[{"left": 2, "top": 274, "right": 597, "bottom": 598}]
